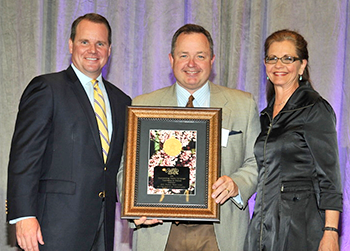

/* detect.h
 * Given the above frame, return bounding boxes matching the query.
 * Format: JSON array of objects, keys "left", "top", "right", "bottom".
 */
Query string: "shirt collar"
[
  {"left": 71, "top": 63, "right": 103, "bottom": 86},
  {"left": 176, "top": 81, "right": 210, "bottom": 107}
]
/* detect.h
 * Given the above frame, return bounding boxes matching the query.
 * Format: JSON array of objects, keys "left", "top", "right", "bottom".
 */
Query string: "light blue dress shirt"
[{"left": 176, "top": 81, "right": 210, "bottom": 107}]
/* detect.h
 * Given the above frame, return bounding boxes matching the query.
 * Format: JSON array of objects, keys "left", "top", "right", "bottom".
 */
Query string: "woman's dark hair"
[
  {"left": 264, "top": 29, "right": 311, "bottom": 102},
  {"left": 70, "top": 13, "right": 112, "bottom": 45}
]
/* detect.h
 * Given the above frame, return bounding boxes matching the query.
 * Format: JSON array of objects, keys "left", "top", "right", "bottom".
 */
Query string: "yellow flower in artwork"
[{"left": 163, "top": 136, "right": 182, "bottom": 157}]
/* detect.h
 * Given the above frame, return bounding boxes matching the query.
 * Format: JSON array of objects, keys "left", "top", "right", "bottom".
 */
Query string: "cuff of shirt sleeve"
[
  {"left": 9, "top": 216, "right": 35, "bottom": 224},
  {"left": 231, "top": 189, "right": 243, "bottom": 205}
]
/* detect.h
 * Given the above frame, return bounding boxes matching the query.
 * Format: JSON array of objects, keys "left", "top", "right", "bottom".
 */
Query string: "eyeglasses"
[{"left": 265, "top": 56, "right": 301, "bottom": 64}]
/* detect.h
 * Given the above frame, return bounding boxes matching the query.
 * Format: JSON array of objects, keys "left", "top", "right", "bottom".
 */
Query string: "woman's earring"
[
  {"left": 299, "top": 75, "right": 302, "bottom": 81},
  {"left": 267, "top": 76, "right": 269, "bottom": 80}
]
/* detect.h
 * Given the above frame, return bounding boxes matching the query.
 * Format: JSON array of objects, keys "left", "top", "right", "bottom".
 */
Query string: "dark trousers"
[{"left": 91, "top": 201, "right": 105, "bottom": 251}]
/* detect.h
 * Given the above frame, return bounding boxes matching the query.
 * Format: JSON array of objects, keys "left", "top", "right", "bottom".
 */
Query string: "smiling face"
[
  {"left": 265, "top": 40, "right": 307, "bottom": 88},
  {"left": 69, "top": 19, "right": 111, "bottom": 79},
  {"left": 169, "top": 32, "right": 215, "bottom": 94}
]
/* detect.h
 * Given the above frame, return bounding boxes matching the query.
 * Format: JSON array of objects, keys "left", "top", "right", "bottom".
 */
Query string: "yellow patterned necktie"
[{"left": 92, "top": 80, "right": 110, "bottom": 163}]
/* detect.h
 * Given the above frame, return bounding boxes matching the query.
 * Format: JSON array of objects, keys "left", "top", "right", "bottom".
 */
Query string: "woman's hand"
[{"left": 318, "top": 231, "right": 339, "bottom": 251}]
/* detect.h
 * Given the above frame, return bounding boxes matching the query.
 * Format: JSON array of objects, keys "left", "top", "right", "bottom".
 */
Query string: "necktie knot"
[
  {"left": 186, "top": 95, "right": 195, "bottom": 107},
  {"left": 92, "top": 79, "right": 98, "bottom": 87}
]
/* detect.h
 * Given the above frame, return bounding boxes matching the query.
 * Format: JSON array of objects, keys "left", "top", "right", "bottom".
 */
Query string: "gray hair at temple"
[
  {"left": 70, "top": 13, "right": 112, "bottom": 45},
  {"left": 171, "top": 24, "right": 214, "bottom": 59}
]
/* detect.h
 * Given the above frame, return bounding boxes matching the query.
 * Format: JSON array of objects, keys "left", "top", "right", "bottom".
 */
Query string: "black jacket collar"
[{"left": 261, "top": 81, "right": 321, "bottom": 116}]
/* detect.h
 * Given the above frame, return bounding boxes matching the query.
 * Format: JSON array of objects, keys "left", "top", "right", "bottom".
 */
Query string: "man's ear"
[
  {"left": 68, "top": 39, "right": 73, "bottom": 54},
  {"left": 169, "top": 53, "right": 174, "bottom": 69}
]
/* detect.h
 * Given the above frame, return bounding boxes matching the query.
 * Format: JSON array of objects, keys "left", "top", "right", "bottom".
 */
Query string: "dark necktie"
[{"left": 186, "top": 95, "right": 195, "bottom": 107}]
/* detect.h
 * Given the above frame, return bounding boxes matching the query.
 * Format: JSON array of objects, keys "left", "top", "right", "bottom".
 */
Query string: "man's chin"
[{"left": 182, "top": 83, "right": 206, "bottom": 92}]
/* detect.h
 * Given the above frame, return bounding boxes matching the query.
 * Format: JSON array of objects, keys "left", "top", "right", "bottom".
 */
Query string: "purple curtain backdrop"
[{"left": 1, "top": 1, "right": 349, "bottom": 250}]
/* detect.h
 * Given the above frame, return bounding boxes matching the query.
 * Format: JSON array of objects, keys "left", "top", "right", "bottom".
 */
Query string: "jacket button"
[
  {"left": 98, "top": 191, "right": 105, "bottom": 198},
  {"left": 104, "top": 167, "right": 107, "bottom": 171}
]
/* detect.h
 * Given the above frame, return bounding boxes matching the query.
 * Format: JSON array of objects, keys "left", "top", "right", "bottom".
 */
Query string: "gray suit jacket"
[{"left": 118, "top": 82, "right": 260, "bottom": 251}]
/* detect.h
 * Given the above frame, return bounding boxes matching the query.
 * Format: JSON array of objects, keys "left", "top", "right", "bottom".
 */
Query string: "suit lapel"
[
  {"left": 66, "top": 66, "right": 103, "bottom": 160},
  {"left": 159, "top": 84, "right": 178, "bottom": 106},
  {"left": 158, "top": 83, "right": 231, "bottom": 128},
  {"left": 104, "top": 80, "right": 124, "bottom": 163},
  {"left": 209, "top": 82, "right": 232, "bottom": 129},
  {"left": 157, "top": 83, "right": 231, "bottom": 128}
]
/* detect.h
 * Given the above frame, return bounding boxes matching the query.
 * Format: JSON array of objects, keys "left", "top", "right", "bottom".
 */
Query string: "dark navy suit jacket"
[{"left": 7, "top": 66, "right": 131, "bottom": 250}]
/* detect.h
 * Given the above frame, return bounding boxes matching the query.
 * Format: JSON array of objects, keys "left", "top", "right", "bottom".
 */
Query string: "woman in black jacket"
[{"left": 245, "top": 29, "right": 342, "bottom": 251}]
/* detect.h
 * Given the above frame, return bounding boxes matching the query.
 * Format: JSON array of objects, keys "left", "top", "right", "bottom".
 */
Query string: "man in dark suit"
[{"left": 6, "top": 13, "right": 131, "bottom": 251}]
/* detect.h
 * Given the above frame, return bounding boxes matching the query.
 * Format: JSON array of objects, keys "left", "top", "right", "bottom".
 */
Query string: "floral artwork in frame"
[{"left": 148, "top": 129, "right": 197, "bottom": 195}]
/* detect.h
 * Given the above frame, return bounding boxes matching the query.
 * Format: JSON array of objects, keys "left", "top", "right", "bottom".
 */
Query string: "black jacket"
[{"left": 245, "top": 81, "right": 342, "bottom": 251}]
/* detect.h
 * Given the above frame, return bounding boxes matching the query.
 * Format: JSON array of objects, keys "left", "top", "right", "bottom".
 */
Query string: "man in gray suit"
[{"left": 118, "top": 24, "right": 260, "bottom": 251}]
